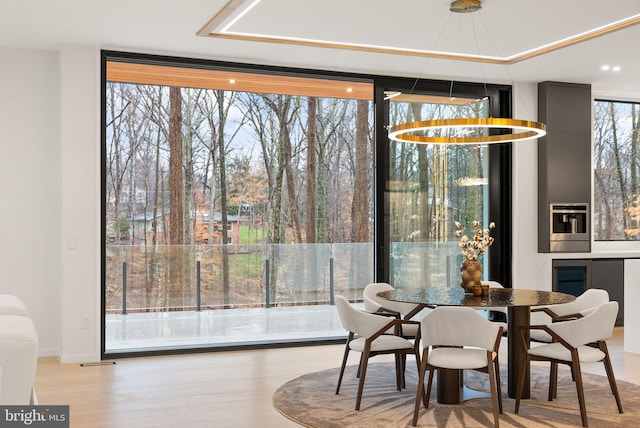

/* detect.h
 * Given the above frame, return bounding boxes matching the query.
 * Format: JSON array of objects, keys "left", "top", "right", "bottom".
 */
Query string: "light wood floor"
[{"left": 34, "top": 327, "right": 640, "bottom": 428}]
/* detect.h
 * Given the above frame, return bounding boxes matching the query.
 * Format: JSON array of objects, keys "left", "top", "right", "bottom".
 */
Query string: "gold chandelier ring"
[{"left": 388, "top": 118, "right": 547, "bottom": 145}]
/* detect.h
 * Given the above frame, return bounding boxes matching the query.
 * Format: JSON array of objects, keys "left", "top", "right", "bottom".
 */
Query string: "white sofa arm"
[
  {"left": 0, "top": 315, "right": 38, "bottom": 404},
  {"left": 0, "top": 294, "right": 28, "bottom": 316}
]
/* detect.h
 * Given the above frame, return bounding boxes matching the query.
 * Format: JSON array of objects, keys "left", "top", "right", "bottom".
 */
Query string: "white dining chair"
[
  {"left": 412, "top": 306, "right": 503, "bottom": 427},
  {"left": 362, "top": 282, "right": 429, "bottom": 338},
  {"left": 515, "top": 300, "right": 623, "bottom": 427},
  {"left": 529, "top": 288, "right": 609, "bottom": 343},
  {"left": 334, "top": 295, "right": 421, "bottom": 410}
]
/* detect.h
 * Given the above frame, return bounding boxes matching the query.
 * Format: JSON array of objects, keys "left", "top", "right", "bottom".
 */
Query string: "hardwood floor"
[{"left": 33, "top": 327, "right": 640, "bottom": 428}]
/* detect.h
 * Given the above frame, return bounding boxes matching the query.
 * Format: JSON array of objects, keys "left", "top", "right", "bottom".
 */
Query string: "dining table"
[{"left": 377, "top": 286, "right": 576, "bottom": 404}]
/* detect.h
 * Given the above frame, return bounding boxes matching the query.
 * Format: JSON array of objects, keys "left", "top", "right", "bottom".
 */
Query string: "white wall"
[
  {"left": 512, "top": 82, "right": 553, "bottom": 290},
  {"left": 59, "top": 45, "right": 101, "bottom": 363},
  {"left": 0, "top": 47, "right": 62, "bottom": 356},
  {"left": 0, "top": 45, "right": 101, "bottom": 362}
]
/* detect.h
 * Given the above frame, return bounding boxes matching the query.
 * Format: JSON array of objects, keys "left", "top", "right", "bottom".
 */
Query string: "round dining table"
[{"left": 377, "top": 286, "right": 576, "bottom": 404}]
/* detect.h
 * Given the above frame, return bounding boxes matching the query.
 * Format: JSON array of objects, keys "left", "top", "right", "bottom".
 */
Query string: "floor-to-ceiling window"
[
  {"left": 375, "top": 79, "right": 512, "bottom": 287},
  {"left": 102, "top": 52, "right": 375, "bottom": 356},
  {"left": 386, "top": 93, "right": 490, "bottom": 287}
]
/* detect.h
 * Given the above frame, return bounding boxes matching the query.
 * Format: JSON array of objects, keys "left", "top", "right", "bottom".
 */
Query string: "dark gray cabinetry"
[
  {"left": 592, "top": 259, "right": 624, "bottom": 326},
  {"left": 538, "top": 81, "right": 592, "bottom": 253}
]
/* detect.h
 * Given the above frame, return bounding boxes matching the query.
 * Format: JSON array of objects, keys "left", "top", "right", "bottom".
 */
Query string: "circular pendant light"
[{"left": 388, "top": 117, "right": 547, "bottom": 145}]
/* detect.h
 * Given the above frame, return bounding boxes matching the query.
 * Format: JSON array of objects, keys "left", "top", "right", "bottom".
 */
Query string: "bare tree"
[
  {"left": 352, "top": 99, "right": 370, "bottom": 242},
  {"left": 168, "top": 86, "right": 185, "bottom": 307},
  {"left": 306, "top": 97, "right": 318, "bottom": 244}
]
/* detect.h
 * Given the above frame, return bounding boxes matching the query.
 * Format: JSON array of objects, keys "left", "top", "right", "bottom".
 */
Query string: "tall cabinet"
[{"left": 538, "top": 81, "right": 592, "bottom": 253}]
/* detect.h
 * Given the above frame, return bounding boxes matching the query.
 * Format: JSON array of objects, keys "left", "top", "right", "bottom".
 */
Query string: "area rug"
[{"left": 273, "top": 362, "right": 637, "bottom": 427}]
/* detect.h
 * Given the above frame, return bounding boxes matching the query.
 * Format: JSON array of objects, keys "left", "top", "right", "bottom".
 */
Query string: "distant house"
[
  {"left": 194, "top": 210, "right": 243, "bottom": 245},
  {"left": 130, "top": 210, "right": 166, "bottom": 244},
  {"left": 130, "top": 209, "right": 243, "bottom": 245}
]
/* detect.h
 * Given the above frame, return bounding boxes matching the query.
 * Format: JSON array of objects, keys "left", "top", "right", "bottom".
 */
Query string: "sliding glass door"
[{"left": 375, "top": 80, "right": 512, "bottom": 289}]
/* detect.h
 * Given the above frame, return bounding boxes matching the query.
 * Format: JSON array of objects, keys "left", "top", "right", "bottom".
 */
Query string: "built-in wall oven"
[{"left": 549, "top": 203, "right": 589, "bottom": 252}]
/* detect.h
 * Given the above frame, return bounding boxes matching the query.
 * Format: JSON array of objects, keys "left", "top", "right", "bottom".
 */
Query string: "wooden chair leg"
[
  {"left": 514, "top": 353, "right": 528, "bottom": 414},
  {"left": 394, "top": 352, "right": 402, "bottom": 391},
  {"left": 412, "top": 354, "right": 429, "bottom": 427},
  {"left": 571, "top": 353, "right": 588, "bottom": 427},
  {"left": 356, "top": 353, "right": 364, "bottom": 378},
  {"left": 549, "top": 362, "right": 558, "bottom": 401},
  {"left": 600, "top": 342, "right": 624, "bottom": 414},
  {"left": 487, "top": 356, "right": 500, "bottom": 427},
  {"left": 414, "top": 348, "right": 421, "bottom": 374},
  {"left": 355, "top": 347, "right": 371, "bottom": 411},
  {"left": 335, "top": 343, "right": 350, "bottom": 394},
  {"left": 401, "top": 353, "right": 407, "bottom": 389},
  {"left": 494, "top": 356, "right": 503, "bottom": 414},
  {"left": 425, "top": 366, "right": 435, "bottom": 408}
]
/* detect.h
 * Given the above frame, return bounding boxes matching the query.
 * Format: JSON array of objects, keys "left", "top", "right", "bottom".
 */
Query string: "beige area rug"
[{"left": 273, "top": 362, "right": 636, "bottom": 427}]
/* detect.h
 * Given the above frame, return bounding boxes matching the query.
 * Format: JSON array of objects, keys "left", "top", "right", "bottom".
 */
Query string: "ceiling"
[{"left": 2, "top": 0, "right": 640, "bottom": 100}]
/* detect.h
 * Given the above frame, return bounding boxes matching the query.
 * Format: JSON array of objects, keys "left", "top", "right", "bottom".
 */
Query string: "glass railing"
[
  {"left": 105, "top": 241, "right": 478, "bottom": 314},
  {"left": 390, "top": 241, "right": 472, "bottom": 288},
  {"left": 105, "top": 243, "right": 374, "bottom": 314}
]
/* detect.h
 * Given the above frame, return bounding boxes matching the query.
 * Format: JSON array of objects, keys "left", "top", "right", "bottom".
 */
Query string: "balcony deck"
[{"left": 105, "top": 303, "right": 353, "bottom": 353}]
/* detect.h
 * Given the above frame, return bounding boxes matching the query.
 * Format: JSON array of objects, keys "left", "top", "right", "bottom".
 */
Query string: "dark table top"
[{"left": 377, "top": 287, "right": 575, "bottom": 308}]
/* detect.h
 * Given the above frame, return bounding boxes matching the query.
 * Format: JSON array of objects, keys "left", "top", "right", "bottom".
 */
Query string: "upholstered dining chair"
[
  {"left": 412, "top": 306, "right": 503, "bottom": 427},
  {"left": 515, "top": 300, "right": 623, "bottom": 427},
  {"left": 362, "top": 283, "right": 429, "bottom": 388},
  {"left": 334, "top": 295, "right": 421, "bottom": 410},
  {"left": 362, "top": 282, "right": 428, "bottom": 338},
  {"left": 529, "top": 288, "right": 609, "bottom": 343}
]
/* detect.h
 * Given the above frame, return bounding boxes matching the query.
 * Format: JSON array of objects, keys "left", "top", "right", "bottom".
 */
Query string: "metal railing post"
[
  {"left": 265, "top": 259, "right": 271, "bottom": 308},
  {"left": 122, "top": 262, "right": 127, "bottom": 315},
  {"left": 329, "top": 257, "right": 335, "bottom": 305},
  {"left": 196, "top": 260, "right": 201, "bottom": 311}
]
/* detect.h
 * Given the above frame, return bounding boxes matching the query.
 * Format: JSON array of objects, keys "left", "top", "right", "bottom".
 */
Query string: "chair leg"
[
  {"left": 355, "top": 345, "right": 371, "bottom": 411},
  {"left": 394, "top": 352, "right": 402, "bottom": 391},
  {"left": 514, "top": 353, "right": 528, "bottom": 414},
  {"left": 336, "top": 343, "right": 351, "bottom": 394},
  {"left": 599, "top": 342, "right": 623, "bottom": 414},
  {"left": 549, "top": 362, "right": 558, "bottom": 401},
  {"left": 356, "top": 353, "right": 364, "bottom": 378},
  {"left": 487, "top": 357, "right": 500, "bottom": 427},
  {"left": 571, "top": 352, "right": 589, "bottom": 427},
  {"left": 401, "top": 353, "right": 407, "bottom": 389},
  {"left": 412, "top": 353, "right": 429, "bottom": 427},
  {"left": 425, "top": 366, "right": 435, "bottom": 408},
  {"left": 494, "top": 355, "right": 503, "bottom": 414}
]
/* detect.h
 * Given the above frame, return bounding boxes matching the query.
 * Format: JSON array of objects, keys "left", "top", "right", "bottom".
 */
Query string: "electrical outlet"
[{"left": 81, "top": 316, "right": 90, "bottom": 329}]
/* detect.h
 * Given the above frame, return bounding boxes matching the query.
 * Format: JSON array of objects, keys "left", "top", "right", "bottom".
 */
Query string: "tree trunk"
[
  {"left": 306, "top": 97, "right": 317, "bottom": 244},
  {"left": 183, "top": 90, "right": 195, "bottom": 245},
  {"left": 630, "top": 104, "right": 639, "bottom": 231},
  {"left": 216, "top": 90, "right": 231, "bottom": 307},
  {"left": 168, "top": 86, "right": 185, "bottom": 305},
  {"left": 352, "top": 99, "right": 369, "bottom": 242},
  {"left": 609, "top": 102, "right": 629, "bottom": 237}
]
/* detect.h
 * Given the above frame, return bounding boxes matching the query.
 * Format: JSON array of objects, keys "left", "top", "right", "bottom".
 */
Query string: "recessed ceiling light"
[
  {"left": 346, "top": 88, "right": 353, "bottom": 93},
  {"left": 612, "top": 66, "right": 621, "bottom": 72},
  {"left": 601, "top": 65, "right": 610, "bottom": 71},
  {"left": 229, "top": 79, "right": 236, "bottom": 84}
]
